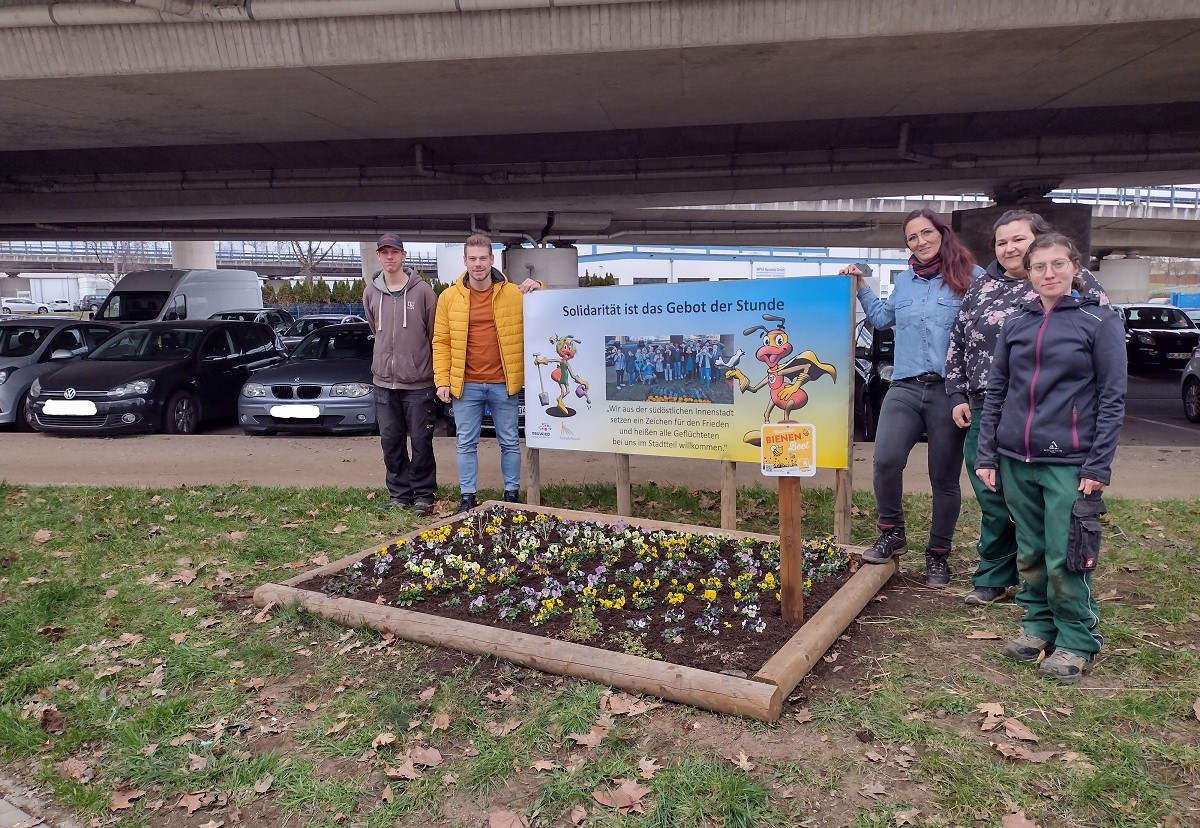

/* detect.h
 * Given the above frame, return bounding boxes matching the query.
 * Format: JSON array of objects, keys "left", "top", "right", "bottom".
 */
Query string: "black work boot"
[
  {"left": 924, "top": 551, "right": 951, "bottom": 588},
  {"left": 457, "top": 493, "right": 478, "bottom": 513},
  {"left": 503, "top": 489, "right": 520, "bottom": 503},
  {"left": 861, "top": 526, "right": 908, "bottom": 564}
]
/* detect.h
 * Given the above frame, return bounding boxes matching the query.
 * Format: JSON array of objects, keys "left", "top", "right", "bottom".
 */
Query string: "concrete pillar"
[
  {"left": 504, "top": 245, "right": 578, "bottom": 289},
  {"left": 1095, "top": 254, "right": 1151, "bottom": 304},
  {"left": 171, "top": 241, "right": 216, "bottom": 269},
  {"left": 360, "top": 242, "right": 375, "bottom": 281},
  {"left": 952, "top": 202, "right": 1092, "bottom": 267}
]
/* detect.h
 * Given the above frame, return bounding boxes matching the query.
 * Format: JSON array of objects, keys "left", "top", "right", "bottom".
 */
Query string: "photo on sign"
[{"left": 604, "top": 334, "right": 736, "bottom": 405}]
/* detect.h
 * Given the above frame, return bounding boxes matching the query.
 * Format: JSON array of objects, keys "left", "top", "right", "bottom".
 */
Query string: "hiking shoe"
[
  {"left": 503, "top": 489, "right": 520, "bottom": 503},
  {"left": 1002, "top": 633, "right": 1055, "bottom": 663},
  {"left": 457, "top": 493, "right": 478, "bottom": 513},
  {"left": 924, "top": 553, "right": 951, "bottom": 588},
  {"left": 1038, "top": 649, "right": 1094, "bottom": 684},
  {"left": 413, "top": 499, "right": 434, "bottom": 517},
  {"left": 861, "top": 529, "right": 908, "bottom": 564},
  {"left": 964, "top": 586, "right": 1009, "bottom": 605},
  {"left": 382, "top": 498, "right": 412, "bottom": 512}
]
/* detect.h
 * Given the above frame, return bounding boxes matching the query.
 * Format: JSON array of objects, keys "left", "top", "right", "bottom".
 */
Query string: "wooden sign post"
[{"left": 777, "top": 475, "right": 804, "bottom": 625}]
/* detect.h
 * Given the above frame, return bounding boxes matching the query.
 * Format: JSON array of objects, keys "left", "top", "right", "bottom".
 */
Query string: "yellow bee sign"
[{"left": 760, "top": 423, "right": 816, "bottom": 477}]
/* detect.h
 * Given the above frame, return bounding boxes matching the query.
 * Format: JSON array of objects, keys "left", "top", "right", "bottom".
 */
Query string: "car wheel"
[
  {"left": 1184, "top": 378, "right": 1200, "bottom": 424},
  {"left": 162, "top": 391, "right": 200, "bottom": 434},
  {"left": 16, "top": 391, "right": 39, "bottom": 433},
  {"left": 1, "top": 308, "right": 10, "bottom": 314},
  {"left": 36, "top": 306, "right": 48, "bottom": 314}
]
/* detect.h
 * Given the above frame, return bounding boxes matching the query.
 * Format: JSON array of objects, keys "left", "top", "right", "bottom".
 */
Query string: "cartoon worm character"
[
  {"left": 724, "top": 314, "right": 836, "bottom": 444},
  {"left": 534, "top": 334, "right": 590, "bottom": 412}
]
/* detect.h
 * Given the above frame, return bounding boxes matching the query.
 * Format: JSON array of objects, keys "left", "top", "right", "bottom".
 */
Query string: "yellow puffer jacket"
[{"left": 433, "top": 269, "right": 527, "bottom": 397}]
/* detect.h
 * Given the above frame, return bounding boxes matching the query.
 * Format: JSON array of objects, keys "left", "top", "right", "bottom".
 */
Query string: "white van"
[{"left": 93, "top": 269, "right": 263, "bottom": 323}]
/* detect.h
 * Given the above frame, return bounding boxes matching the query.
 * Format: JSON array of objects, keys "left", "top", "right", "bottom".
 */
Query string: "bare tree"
[
  {"left": 289, "top": 241, "right": 337, "bottom": 286},
  {"left": 86, "top": 241, "right": 158, "bottom": 287}
]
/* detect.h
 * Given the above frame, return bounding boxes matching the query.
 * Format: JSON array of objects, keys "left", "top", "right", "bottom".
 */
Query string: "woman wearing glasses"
[
  {"left": 944, "top": 211, "right": 1109, "bottom": 606},
  {"left": 974, "top": 233, "right": 1125, "bottom": 683},
  {"left": 841, "top": 208, "right": 982, "bottom": 587}
]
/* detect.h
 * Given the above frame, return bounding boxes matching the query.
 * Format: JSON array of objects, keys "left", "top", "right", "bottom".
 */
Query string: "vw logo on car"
[{"left": 64, "top": 388, "right": 76, "bottom": 399}]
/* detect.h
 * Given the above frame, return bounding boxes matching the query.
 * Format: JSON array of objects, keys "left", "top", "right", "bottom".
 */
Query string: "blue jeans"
[{"left": 454, "top": 382, "right": 521, "bottom": 494}]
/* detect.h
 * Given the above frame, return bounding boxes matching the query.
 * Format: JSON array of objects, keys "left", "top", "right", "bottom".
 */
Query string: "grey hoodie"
[{"left": 362, "top": 268, "right": 437, "bottom": 389}]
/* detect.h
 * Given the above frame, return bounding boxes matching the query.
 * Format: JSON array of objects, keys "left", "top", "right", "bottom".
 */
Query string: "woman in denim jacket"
[{"left": 841, "top": 208, "right": 982, "bottom": 587}]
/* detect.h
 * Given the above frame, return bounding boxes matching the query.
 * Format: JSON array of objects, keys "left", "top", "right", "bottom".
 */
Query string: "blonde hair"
[{"left": 464, "top": 234, "right": 494, "bottom": 253}]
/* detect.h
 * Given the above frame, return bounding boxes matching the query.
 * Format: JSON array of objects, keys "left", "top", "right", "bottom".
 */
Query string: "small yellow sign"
[{"left": 760, "top": 423, "right": 816, "bottom": 477}]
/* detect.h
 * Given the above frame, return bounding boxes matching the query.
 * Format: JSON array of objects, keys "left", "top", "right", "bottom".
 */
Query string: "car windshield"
[
  {"left": 291, "top": 328, "right": 374, "bottom": 361},
  {"left": 215, "top": 312, "right": 259, "bottom": 322},
  {"left": 97, "top": 291, "right": 169, "bottom": 321},
  {"left": 89, "top": 327, "right": 202, "bottom": 360},
  {"left": 0, "top": 325, "right": 52, "bottom": 356},
  {"left": 1125, "top": 307, "right": 1196, "bottom": 330},
  {"left": 285, "top": 318, "right": 335, "bottom": 337}
]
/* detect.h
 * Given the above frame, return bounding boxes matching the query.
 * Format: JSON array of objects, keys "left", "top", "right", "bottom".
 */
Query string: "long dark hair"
[{"left": 902, "top": 208, "right": 975, "bottom": 296}]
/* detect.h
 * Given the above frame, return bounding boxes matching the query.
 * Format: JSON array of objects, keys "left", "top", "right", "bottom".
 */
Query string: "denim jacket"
[{"left": 856, "top": 264, "right": 982, "bottom": 381}]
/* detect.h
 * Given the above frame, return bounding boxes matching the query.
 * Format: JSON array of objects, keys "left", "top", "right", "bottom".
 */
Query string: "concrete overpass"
[{"left": 2, "top": 0, "right": 1200, "bottom": 244}]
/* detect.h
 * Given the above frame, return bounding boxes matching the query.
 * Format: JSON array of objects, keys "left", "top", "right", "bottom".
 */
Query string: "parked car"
[
  {"left": 210, "top": 307, "right": 296, "bottom": 334},
  {"left": 1184, "top": 308, "right": 1200, "bottom": 326},
  {"left": 47, "top": 299, "right": 74, "bottom": 313},
  {"left": 239, "top": 323, "right": 376, "bottom": 435},
  {"left": 443, "top": 392, "right": 527, "bottom": 438},
  {"left": 0, "top": 319, "right": 120, "bottom": 431},
  {"left": 1116, "top": 304, "right": 1200, "bottom": 371},
  {"left": 2, "top": 297, "right": 50, "bottom": 315},
  {"left": 28, "top": 320, "right": 284, "bottom": 435},
  {"left": 853, "top": 319, "right": 894, "bottom": 441},
  {"left": 1182, "top": 347, "right": 1200, "bottom": 423},
  {"left": 76, "top": 294, "right": 109, "bottom": 312},
  {"left": 279, "top": 314, "right": 366, "bottom": 351}
]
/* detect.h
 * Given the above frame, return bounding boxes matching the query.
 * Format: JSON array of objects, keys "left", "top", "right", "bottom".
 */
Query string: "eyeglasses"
[
  {"left": 1028, "top": 258, "right": 1075, "bottom": 276},
  {"left": 905, "top": 227, "right": 939, "bottom": 246}
]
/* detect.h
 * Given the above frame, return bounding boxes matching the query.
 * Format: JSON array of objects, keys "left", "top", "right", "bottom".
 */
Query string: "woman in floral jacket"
[{"left": 944, "top": 210, "right": 1109, "bottom": 606}]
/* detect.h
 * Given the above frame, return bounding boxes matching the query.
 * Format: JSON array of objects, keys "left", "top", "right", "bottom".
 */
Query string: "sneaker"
[
  {"left": 1038, "top": 649, "right": 1094, "bottom": 684},
  {"left": 924, "top": 553, "right": 951, "bottom": 588},
  {"left": 1002, "top": 633, "right": 1055, "bottom": 663},
  {"left": 964, "top": 585, "right": 1008, "bottom": 605},
  {"left": 457, "top": 493, "right": 478, "bottom": 513},
  {"left": 861, "top": 529, "right": 908, "bottom": 564},
  {"left": 503, "top": 489, "right": 520, "bottom": 503},
  {"left": 413, "top": 499, "right": 434, "bottom": 517},
  {"left": 382, "top": 499, "right": 412, "bottom": 512}
]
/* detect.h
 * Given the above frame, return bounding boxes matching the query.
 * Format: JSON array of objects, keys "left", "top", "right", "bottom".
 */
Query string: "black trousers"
[{"left": 375, "top": 386, "right": 437, "bottom": 503}]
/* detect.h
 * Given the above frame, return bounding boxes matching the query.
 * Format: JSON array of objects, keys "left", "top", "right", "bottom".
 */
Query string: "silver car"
[
  {"left": 1182, "top": 347, "right": 1200, "bottom": 423},
  {"left": 0, "top": 319, "right": 120, "bottom": 430}
]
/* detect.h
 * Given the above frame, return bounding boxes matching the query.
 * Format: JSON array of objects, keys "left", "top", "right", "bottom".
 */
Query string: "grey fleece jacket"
[{"left": 362, "top": 268, "right": 437, "bottom": 390}]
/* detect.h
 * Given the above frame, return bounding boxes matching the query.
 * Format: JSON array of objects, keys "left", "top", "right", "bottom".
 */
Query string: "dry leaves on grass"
[
  {"left": 1002, "top": 811, "right": 1041, "bottom": 828},
  {"left": 109, "top": 789, "right": 145, "bottom": 812},
  {"left": 730, "top": 750, "right": 755, "bottom": 771},
  {"left": 966, "top": 630, "right": 1002, "bottom": 640},
  {"left": 568, "top": 723, "right": 610, "bottom": 748},
  {"left": 485, "top": 718, "right": 522, "bottom": 737},
  {"left": 176, "top": 792, "right": 208, "bottom": 815},
  {"left": 485, "top": 686, "right": 515, "bottom": 704},
  {"left": 592, "top": 779, "right": 651, "bottom": 815},
  {"left": 990, "top": 742, "right": 1057, "bottom": 763},
  {"left": 894, "top": 808, "right": 921, "bottom": 825},
  {"left": 858, "top": 781, "right": 887, "bottom": 800},
  {"left": 1003, "top": 718, "right": 1039, "bottom": 743},
  {"left": 32, "top": 528, "right": 52, "bottom": 544},
  {"left": 488, "top": 811, "right": 529, "bottom": 828},
  {"left": 637, "top": 757, "right": 661, "bottom": 779},
  {"left": 601, "top": 691, "right": 661, "bottom": 717}
]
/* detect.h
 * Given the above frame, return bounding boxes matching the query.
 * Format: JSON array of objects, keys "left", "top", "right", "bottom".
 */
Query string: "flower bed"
[{"left": 308, "top": 505, "right": 851, "bottom": 674}]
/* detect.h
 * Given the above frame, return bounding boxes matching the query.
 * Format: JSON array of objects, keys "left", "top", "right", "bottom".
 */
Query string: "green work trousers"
[
  {"left": 999, "top": 457, "right": 1101, "bottom": 657},
  {"left": 964, "top": 413, "right": 1019, "bottom": 588}
]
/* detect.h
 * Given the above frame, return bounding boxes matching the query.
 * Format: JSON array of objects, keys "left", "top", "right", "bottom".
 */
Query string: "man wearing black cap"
[{"left": 363, "top": 233, "right": 439, "bottom": 515}]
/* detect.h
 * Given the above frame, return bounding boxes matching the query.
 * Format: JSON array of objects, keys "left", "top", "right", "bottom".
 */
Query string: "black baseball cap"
[{"left": 376, "top": 233, "right": 405, "bottom": 251}]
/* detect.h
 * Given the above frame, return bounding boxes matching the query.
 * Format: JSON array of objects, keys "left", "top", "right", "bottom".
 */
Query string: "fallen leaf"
[
  {"left": 1002, "top": 811, "right": 1041, "bottom": 828},
  {"left": 253, "top": 774, "right": 273, "bottom": 794},
  {"left": 170, "top": 632, "right": 188, "bottom": 644},
  {"left": 110, "top": 789, "right": 145, "bottom": 812},
  {"left": 1003, "top": 718, "right": 1039, "bottom": 743},
  {"left": 864, "top": 749, "right": 884, "bottom": 763},
  {"left": 895, "top": 808, "right": 921, "bottom": 826},
  {"left": 33, "top": 528, "right": 53, "bottom": 545},
  {"left": 569, "top": 805, "right": 587, "bottom": 825},
  {"left": 228, "top": 531, "right": 246, "bottom": 542},
  {"left": 485, "top": 718, "right": 522, "bottom": 737},
  {"left": 990, "top": 742, "right": 1056, "bottom": 763},
  {"left": 40, "top": 706, "right": 66, "bottom": 733},
  {"left": 731, "top": 750, "right": 755, "bottom": 771},
  {"left": 485, "top": 687, "right": 515, "bottom": 704},
  {"left": 487, "top": 810, "right": 529, "bottom": 828},
  {"left": 372, "top": 732, "right": 397, "bottom": 748},
  {"left": 380, "top": 784, "right": 393, "bottom": 804},
  {"left": 531, "top": 760, "right": 558, "bottom": 772},
  {"left": 326, "top": 719, "right": 349, "bottom": 735},
  {"left": 187, "top": 753, "right": 208, "bottom": 771},
  {"left": 592, "top": 778, "right": 651, "bottom": 815},
  {"left": 56, "top": 758, "right": 93, "bottom": 783},
  {"left": 442, "top": 772, "right": 458, "bottom": 785},
  {"left": 637, "top": 757, "right": 661, "bottom": 779},
  {"left": 568, "top": 724, "right": 609, "bottom": 748},
  {"left": 176, "top": 792, "right": 207, "bottom": 815},
  {"left": 418, "top": 686, "right": 436, "bottom": 702},
  {"left": 858, "top": 781, "right": 887, "bottom": 799},
  {"left": 330, "top": 524, "right": 349, "bottom": 534},
  {"left": 431, "top": 712, "right": 451, "bottom": 732},
  {"left": 408, "top": 746, "right": 443, "bottom": 767},
  {"left": 966, "top": 630, "right": 1002, "bottom": 640},
  {"left": 384, "top": 760, "right": 421, "bottom": 780},
  {"left": 793, "top": 708, "right": 813, "bottom": 724}
]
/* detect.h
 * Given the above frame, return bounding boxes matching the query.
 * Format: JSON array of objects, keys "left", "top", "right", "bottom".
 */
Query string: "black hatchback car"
[
  {"left": 29, "top": 320, "right": 284, "bottom": 435},
  {"left": 1116, "top": 304, "right": 1200, "bottom": 371},
  {"left": 853, "top": 320, "right": 894, "bottom": 441}
]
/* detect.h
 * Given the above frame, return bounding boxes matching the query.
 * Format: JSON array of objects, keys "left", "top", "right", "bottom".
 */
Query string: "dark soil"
[{"left": 302, "top": 506, "right": 852, "bottom": 675}]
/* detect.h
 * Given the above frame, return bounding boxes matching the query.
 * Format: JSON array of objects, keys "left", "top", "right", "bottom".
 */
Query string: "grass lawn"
[{"left": 1, "top": 481, "right": 1198, "bottom": 827}]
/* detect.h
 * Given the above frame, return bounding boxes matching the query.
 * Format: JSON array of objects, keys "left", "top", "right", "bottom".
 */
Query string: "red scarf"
[{"left": 910, "top": 253, "right": 942, "bottom": 280}]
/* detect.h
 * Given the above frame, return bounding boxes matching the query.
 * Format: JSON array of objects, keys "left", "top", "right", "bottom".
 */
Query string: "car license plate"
[
  {"left": 43, "top": 399, "right": 97, "bottom": 416},
  {"left": 270, "top": 404, "right": 320, "bottom": 419},
  {"left": 1168, "top": 352, "right": 1190, "bottom": 360}
]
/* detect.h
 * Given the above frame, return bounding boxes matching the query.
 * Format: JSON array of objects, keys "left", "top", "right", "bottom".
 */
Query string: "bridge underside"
[{"left": 2, "top": 1, "right": 1200, "bottom": 245}]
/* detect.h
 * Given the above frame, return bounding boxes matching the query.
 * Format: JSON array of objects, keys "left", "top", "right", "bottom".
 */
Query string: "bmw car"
[
  {"left": 239, "top": 323, "right": 376, "bottom": 435},
  {"left": 28, "top": 320, "right": 283, "bottom": 435}
]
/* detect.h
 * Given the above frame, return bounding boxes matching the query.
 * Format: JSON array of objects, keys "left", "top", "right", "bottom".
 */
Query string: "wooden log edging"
[
  {"left": 251, "top": 503, "right": 891, "bottom": 722},
  {"left": 753, "top": 558, "right": 898, "bottom": 693},
  {"left": 253, "top": 582, "right": 783, "bottom": 721}
]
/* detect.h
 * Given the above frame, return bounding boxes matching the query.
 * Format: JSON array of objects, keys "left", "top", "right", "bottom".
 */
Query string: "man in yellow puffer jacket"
[{"left": 434, "top": 234, "right": 542, "bottom": 512}]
